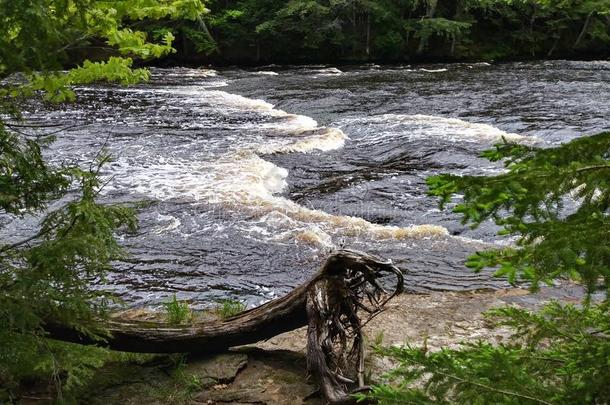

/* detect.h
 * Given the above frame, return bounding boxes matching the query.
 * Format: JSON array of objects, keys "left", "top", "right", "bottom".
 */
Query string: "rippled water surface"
[{"left": 8, "top": 61, "right": 610, "bottom": 308}]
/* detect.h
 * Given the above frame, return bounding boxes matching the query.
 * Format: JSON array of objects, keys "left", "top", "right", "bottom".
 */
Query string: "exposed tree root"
[{"left": 306, "top": 249, "right": 403, "bottom": 404}]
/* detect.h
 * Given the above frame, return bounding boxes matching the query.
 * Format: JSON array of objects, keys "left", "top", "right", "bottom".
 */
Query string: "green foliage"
[
  {"left": 427, "top": 132, "right": 610, "bottom": 294},
  {"left": 0, "top": 150, "right": 137, "bottom": 395},
  {"left": 31, "top": 342, "right": 109, "bottom": 399},
  {"left": 199, "top": 0, "right": 610, "bottom": 62},
  {"left": 0, "top": 129, "right": 70, "bottom": 213},
  {"left": 26, "top": 57, "right": 151, "bottom": 102},
  {"left": 164, "top": 294, "right": 193, "bottom": 324},
  {"left": 363, "top": 131, "right": 610, "bottom": 403},
  {"left": 359, "top": 302, "right": 610, "bottom": 404},
  {"left": 0, "top": 341, "right": 109, "bottom": 402},
  {"left": 0, "top": 0, "right": 205, "bottom": 399},
  {"left": 406, "top": 17, "right": 472, "bottom": 48},
  {"left": 215, "top": 299, "right": 246, "bottom": 319},
  {"left": 169, "top": 356, "right": 205, "bottom": 399},
  {"left": 182, "top": 25, "right": 218, "bottom": 54},
  {"left": 1, "top": 0, "right": 206, "bottom": 102}
]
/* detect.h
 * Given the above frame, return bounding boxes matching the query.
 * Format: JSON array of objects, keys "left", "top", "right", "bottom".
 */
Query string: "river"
[{"left": 8, "top": 60, "right": 610, "bottom": 309}]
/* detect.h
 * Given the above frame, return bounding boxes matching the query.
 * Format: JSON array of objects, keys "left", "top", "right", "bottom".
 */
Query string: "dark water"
[{"left": 6, "top": 61, "right": 609, "bottom": 309}]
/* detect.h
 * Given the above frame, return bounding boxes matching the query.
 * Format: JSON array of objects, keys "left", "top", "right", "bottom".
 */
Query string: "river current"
[{"left": 7, "top": 61, "right": 610, "bottom": 308}]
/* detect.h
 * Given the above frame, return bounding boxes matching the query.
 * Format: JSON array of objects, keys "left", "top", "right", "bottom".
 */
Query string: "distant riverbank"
[{"left": 145, "top": 0, "right": 610, "bottom": 67}]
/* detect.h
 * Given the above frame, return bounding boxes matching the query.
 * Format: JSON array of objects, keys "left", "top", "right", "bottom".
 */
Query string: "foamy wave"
[
  {"left": 289, "top": 207, "right": 449, "bottom": 240},
  {"left": 257, "top": 128, "right": 347, "bottom": 154},
  {"left": 151, "top": 68, "right": 218, "bottom": 78},
  {"left": 294, "top": 228, "right": 333, "bottom": 248},
  {"left": 348, "top": 114, "right": 540, "bottom": 145},
  {"left": 153, "top": 214, "right": 182, "bottom": 234},
  {"left": 255, "top": 71, "right": 279, "bottom": 76},
  {"left": 206, "top": 90, "right": 277, "bottom": 112},
  {"left": 203, "top": 80, "right": 229, "bottom": 88},
  {"left": 243, "top": 194, "right": 449, "bottom": 246},
  {"left": 102, "top": 89, "right": 459, "bottom": 247},
  {"left": 295, "top": 206, "right": 445, "bottom": 238},
  {"left": 260, "top": 113, "right": 318, "bottom": 133},
  {"left": 116, "top": 146, "right": 448, "bottom": 245},
  {"left": 115, "top": 152, "right": 287, "bottom": 205},
  {"left": 207, "top": 91, "right": 320, "bottom": 134},
  {"left": 270, "top": 220, "right": 448, "bottom": 250},
  {"left": 420, "top": 68, "right": 448, "bottom": 73},
  {"left": 314, "top": 67, "right": 343, "bottom": 76},
  {"left": 194, "top": 69, "right": 218, "bottom": 77}
]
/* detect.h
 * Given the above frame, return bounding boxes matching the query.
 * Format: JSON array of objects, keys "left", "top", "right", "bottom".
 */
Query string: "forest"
[
  {"left": 177, "top": 0, "right": 610, "bottom": 63},
  {"left": 1, "top": 0, "right": 609, "bottom": 404}
]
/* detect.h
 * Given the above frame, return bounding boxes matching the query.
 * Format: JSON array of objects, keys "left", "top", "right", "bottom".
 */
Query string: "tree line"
[{"left": 170, "top": 0, "right": 610, "bottom": 63}]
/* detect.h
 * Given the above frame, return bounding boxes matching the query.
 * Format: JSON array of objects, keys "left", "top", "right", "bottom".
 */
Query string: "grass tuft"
[
  {"left": 164, "top": 294, "right": 192, "bottom": 325},
  {"left": 215, "top": 299, "right": 246, "bottom": 319}
]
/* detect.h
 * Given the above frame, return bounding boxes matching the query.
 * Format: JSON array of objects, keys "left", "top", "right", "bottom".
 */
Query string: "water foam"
[
  {"left": 255, "top": 71, "right": 279, "bottom": 76},
  {"left": 206, "top": 91, "right": 319, "bottom": 133},
  {"left": 420, "top": 68, "right": 448, "bottom": 73},
  {"left": 153, "top": 213, "right": 182, "bottom": 234},
  {"left": 206, "top": 90, "right": 277, "bottom": 112},
  {"left": 314, "top": 67, "right": 344, "bottom": 76},
  {"left": 119, "top": 146, "right": 448, "bottom": 248},
  {"left": 256, "top": 128, "right": 347, "bottom": 154},
  {"left": 348, "top": 114, "right": 540, "bottom": 145},
  {"left": 102, "top": 86, "right": 453, "bottom": 247},
  {"left": 194, "top": 68, "right": 219, "bottom": 77},
  {"left": 203, "top": 80, "right": 229, "bottom": 88}
]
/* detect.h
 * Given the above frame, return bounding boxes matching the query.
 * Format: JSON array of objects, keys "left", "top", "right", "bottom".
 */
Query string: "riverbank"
[{"left": 32, "top": 285, "right": 580, "bottom": 404}]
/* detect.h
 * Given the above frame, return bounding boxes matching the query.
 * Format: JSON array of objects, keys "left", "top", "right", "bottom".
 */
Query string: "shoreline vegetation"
[
  {"left": 11, "top": 284, "right": 586, "bottom": 404},
  {"left": 145, "top": 0, "right": 610, "bottom": 66}
]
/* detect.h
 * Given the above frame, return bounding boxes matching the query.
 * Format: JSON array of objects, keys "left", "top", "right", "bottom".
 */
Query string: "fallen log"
[{"left": 44, "top": 248, "right": 403, "bottom": 404}]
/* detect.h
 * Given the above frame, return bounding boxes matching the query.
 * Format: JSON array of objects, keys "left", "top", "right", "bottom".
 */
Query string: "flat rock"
[
  {"left": 194, "top": 349, "right": 321, "bottom": 405},
  {"left": 186, "top": 353, "right": 248, "bottom": 385}
]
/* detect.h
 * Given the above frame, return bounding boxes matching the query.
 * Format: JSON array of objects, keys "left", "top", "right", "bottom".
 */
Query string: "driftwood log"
[{"left": 45, "top": 249, "right": 403, "bottom": 404}]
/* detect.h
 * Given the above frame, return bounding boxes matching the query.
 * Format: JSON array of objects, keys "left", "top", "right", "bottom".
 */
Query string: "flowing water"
[{"left": 7, "top": 61, "right": 610, "bottom": 308}]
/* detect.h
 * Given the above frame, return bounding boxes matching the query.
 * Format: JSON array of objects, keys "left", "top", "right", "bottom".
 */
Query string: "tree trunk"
[
  {"left": 365, "top": 11, "right": 371, "bottom": 59},
  {"left": 45, "top": 280, "right": 310, "bottom": 353},
  {"left": 197, "top": 16, "right": 218, "bottom": 54},
  {"left": 573, "top": 11, "right": 594, "bottom": 49},
  {"left": 44, "top": 249, "right": 402, "bottom": 354},
  {"left": 547, "top": 36, "right": 560, "bottom": 57}
]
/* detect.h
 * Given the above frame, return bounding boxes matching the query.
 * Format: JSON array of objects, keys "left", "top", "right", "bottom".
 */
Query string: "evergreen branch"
[
  {"left": 575, "top": 164, "right": 610, "bottom": 173},
  {"left": 94, "top": 174, "right": 117, "bottom": 198},
  {"left": 402, "top": 356, "right": 554, "bottom": 405},
  {"left": 501, "top": 306, "right": 584, "bottom": 344}
]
